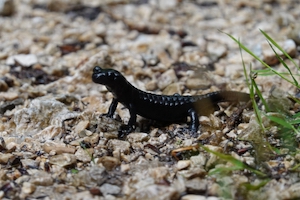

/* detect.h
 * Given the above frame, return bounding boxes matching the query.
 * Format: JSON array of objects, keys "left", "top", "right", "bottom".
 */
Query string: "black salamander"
[{"left": 92, "top": 66, "right": 250, "bottom": 138}]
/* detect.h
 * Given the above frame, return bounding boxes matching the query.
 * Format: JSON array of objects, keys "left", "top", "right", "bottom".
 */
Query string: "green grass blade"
[
  {"left": 209, "top": 166, "right": 242, "bottom": 176},
  {"left": 266, "top": 114, "right": 298, "bottom": 134},
  {"left": 222, "top": 31, "right": 295, "bottom": 85},
  {"left": 266, "top": 115, "right": 294, "bottom": 129},
  {"left": 266, "top": 40, "right": 299, "bottom": 87},
  {"left": 260, "top": 29, "right": 300, "bottom": 71},
  {"left": 250, "top": 72, "right": 270, "bottom": 112},
  {"left": 249, "top": 71, "right": 267, "bottom": 131},
  {"left": 290, "top": 163, "right": 300, "bottom": 171},
  {"left": 291, "top": 111, "right": 300, "bottom": 118},
  {"left": 201, "top": 145, "right": 267, "bottom": 177},
  {"left": 253, "top": 69, "right": 300, "bottom": 77},
  {"left": 289, "top": 119, "right": 300, "bottom": 125},
  {"left": 241, "top": 179, "right": 270, "bottom": 190}
]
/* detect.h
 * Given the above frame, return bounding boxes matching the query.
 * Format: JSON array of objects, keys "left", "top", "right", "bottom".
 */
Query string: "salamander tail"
[{"left": 194, "top": 91, "right": 250, "bottom": 116}]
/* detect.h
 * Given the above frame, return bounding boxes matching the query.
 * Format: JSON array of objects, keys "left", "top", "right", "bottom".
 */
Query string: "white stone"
[{"left": 6, "top": 54, "right": 38, "bottom": 67}]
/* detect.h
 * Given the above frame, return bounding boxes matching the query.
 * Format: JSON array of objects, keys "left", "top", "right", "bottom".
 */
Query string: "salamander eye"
[{"left": 93, "top": 66, "right": 102, "bottom": 73}]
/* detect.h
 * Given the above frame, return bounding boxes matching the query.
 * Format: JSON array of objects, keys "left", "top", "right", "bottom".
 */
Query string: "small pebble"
[
  {"left": 6, "top": 54, "right": 38, "bottom": 67},
  {"left": 0, "top": 0, "right": 14, "bottom": 16},
  {"left": 21, "top": 182, "right": 36, "bottom": 194},
  {"left": 207, "top": 41, "right": 227, "bottom": 61},
  {"left": 100, "top": 183, "right": 121, "bottom": 196},
  {"left": 181, "top": 195, "right": 220, "bottom": 200},
  {"left": 176, "top": 160, "right": 191, "bottom": 170},
  {"left": 157, "top": 69, "right": 178, "bottom": 90},
  {"left": 98, "top": 156, "right": 120, "bottom": 171},
  {"left": 107, "top": 139, "right": 130, "bottom": 155},
  {"left": 75, "top": 148, "right": 94, "bottom": 163},
  {"left": 49, "top": 153, "right": 77, "bottom": 168}
]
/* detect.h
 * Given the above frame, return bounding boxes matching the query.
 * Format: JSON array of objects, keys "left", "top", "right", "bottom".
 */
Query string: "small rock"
[
  {"left": 207, "top": 41, "right": 227, "bottom": 61},
  {"left": 186, "top": 78, "right": 211, "bottom": 90},
  {"left": 47, "top": 0, "right": 80, "bottom": 12},
  {"left": 157, "top": 69, "right": 178, "bottom": 90},
  {"left": 14, "top": 97, "right": 78, "bottom": 136},
  {"left": 49, "top": 153, "right": 77, "bottom": 168},
  {"left": 282, "top": 182, "right": 300, "bottom": 199},
  {"left": 0, "top": 137, "right": 6, "bottom": 151},
  {"left": 0, "top": 92, "right": 18, "bottom": 101},
  {"left": 156, "top": 0, "right": 177, "bottom": 11},
  {"left": 0, "top": 52, "right": 8, "bottom": 60},
  {"left": 288, "top": 24, "right": 300, "bottom": 45},
  {"left": 34, "top": 126, "right": 62, "bottom": 141},
  {"left": 43, "top": 142, "right": 76, "bottom": 154},
  {"left": 5, "top": 142, "right": 16, "bottom": 153},
  {"left": 44, "top": 43, "right": 59, "bottom": 55},
  {"left": 98, "top": 156, "right": 120, "bottom": 171},
  {"left": 176, "top": 160, "right": 191, "bottom": 170},
  {"left": 89, "top": 165, "right": 107, "bottom": 183},
  {"left": 149, "top": 167, "right": 169, "bottom": 180},
  {"left": 75, "top": 148, "right": 94, "bottom": 163},
  {"left": 129, "top": 184, "right": 178, "bottom": 200},
  {"left": 29, "top": 171, "right": 54, "bottom": 186},
  {"left": 185, "top": 178, "right": 207, "bottom": 193},
  {"left": 21, "top": 159, "right": 39, "bottom": 169},
  {"left": 72, "top": 191, "right": 99, "bottom": 200},
  {"left": 99, "top": 183, "right": 121, "bottom": 196},
  {"left": 89, "top": 187, "right": 102, "bottom": 196},
  {"left": 181, "top": 195, "right": 220, "bottom": 200},
  {"left": 0, "top": 80, "right": 8, "bottom": 91},
  {"left": 277, "top": 13, "right": 294, "bottom": 27},
  {"left": 178, "top": 168, "right": 207, "bottom": 179},
  {"left": 205, "top": 145, "right": 223, "bottom": 168},
  {"left": 295, "top": 153, "right": 300, "bottom": 162},
  {"left": 283, "top": 39, "right": 297, "bottom": 57},
  {"left": 142, "top": 53, "right": 160, "bottom": 66},
  {"left": 120, "top": 164, "right": 130, "bottom": 173},
  {"left": 235, "top": 0, "right": 262, "bottom": 9},
  {"left": 79, "top": 31, "right": 96, "bottom": 43},
  {"left": 98, "top": 116, "right": 122, "bottom": 134},
  {"left": 162, "top": 83, "right": 181, "bottom": 95},
  {"left": 145, "top": 80, "right": 157, "bottom": 91},
  {"left": 0, "top": 98, "right": 24, "bottom": 115},
  {"left": 190, "top": 154, "right": 206, "bottom": 167},
  {"left": 89, "top": 133, "right": 100, "bottom": 146},
  {"left": 0, "top": 0, "right": 14, "bottom": 16},
  {"left": 6, "top": 54, "right": 38, "bottom": 67},
  {"left": 224, "top": 64, "right": 244, "bottom": 79},
  {"left": 74, "top": 121, "right": 90, "bottom": 134},
  {"left": 214, "top": 64, "right": 225, "bottom": 76},
  {"left": 21, "top": 182, "right": 36, "bottom": 194},
  {"left": 107, "top": 139, "right": 130, "bottom": 154},
  {"left": 0, "top": 153, "right": 14, "bottom": 164},
  {"left": 127, "top": 132, "right": 149, "bottom": 143}
]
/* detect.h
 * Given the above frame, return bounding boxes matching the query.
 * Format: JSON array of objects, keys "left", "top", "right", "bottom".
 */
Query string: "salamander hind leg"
[
  {"left": 188, "top": 108, "right": 199, "bottom": 137},
  {"left": 118, "top": 124, "right": 135, "bottom": 139}
]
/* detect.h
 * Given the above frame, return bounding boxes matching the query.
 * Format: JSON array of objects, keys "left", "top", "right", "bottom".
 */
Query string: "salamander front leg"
[
  {"left": 118, "top": 104, "right": 137, "bottom": 138},
  {"left": 188, "top": 108, "right": 199, "bottom": 137},
  {"left": 104, "top": 98, "right": 118, "bottom": 118}
]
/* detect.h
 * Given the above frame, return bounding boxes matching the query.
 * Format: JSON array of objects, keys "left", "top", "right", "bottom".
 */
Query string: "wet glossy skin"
[{"left": 92, "top": 66, "right": 250, "bottom": 138}]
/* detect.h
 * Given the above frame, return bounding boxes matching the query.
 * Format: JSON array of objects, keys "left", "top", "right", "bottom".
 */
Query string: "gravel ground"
[{"left": 0, "top": 0, "right": 300, "bottom": 199}]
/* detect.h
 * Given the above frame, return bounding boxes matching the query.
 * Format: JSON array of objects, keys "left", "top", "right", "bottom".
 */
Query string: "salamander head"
[{"left": 92, "top": 66, "right": 126, "bottom": 87}]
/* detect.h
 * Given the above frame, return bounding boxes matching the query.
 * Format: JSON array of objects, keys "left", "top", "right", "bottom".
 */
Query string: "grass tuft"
[{"left": 199, "top": 30, "right": 300, "bottom": 198}]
